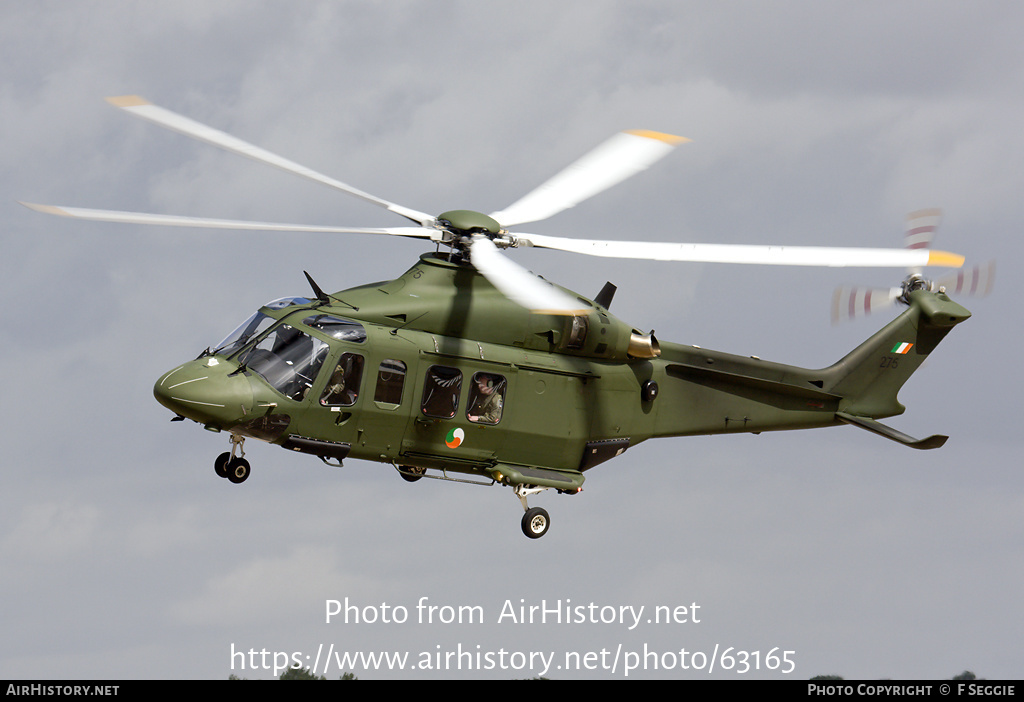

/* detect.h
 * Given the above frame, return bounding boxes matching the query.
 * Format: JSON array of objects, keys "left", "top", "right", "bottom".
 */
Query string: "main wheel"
[
  {"left": 214, "top": 452, "right": 231, "bottom": 478},
  {"left": 521, "top": 507, "right": 550, "bottom": 539},
  {"left": 397, "top": 465, "right": 426, "bottom": 483},
  {"left": 226, "top": 457, "right": 251, "bottom": 484}
]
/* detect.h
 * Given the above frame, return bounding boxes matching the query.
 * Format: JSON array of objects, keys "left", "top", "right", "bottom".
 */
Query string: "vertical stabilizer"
[{"left": 824, "top": 290, "right": 970, "bottom": 419}]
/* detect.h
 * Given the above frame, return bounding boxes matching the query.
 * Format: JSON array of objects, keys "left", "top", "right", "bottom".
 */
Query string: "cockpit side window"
[
  {"left": 320, "top": 353, "right": 364, "bottom": 407},
  {"left": 421, "top": 366, "right": 462, "bottom": 419},
  {"left": 236, "top": 324, "right": 329, "bottom": 402}
]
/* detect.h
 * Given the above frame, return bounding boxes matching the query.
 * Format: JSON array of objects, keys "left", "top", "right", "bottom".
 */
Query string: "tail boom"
[{"left": 648, "top": 290, "right": 970, "bottom": 449}]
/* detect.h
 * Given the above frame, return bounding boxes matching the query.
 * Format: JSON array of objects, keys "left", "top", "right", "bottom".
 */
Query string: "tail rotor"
[{"left": 832, "top": 210, "right": 993, "bottom": 324}]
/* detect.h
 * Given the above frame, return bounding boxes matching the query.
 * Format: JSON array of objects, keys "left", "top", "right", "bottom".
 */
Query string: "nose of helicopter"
[{"left": 154, "top": 357, "right": 254, "bottom": 428}]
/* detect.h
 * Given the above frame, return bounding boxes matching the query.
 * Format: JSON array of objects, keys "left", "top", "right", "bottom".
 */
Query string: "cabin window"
[
  {"left": 421, "top": 366, "right": 462, "bottom": 419},
  {"left": 320, "top": 353, "right": 364, "bottom": 407},
  {"left": 374, "top": 359, "right": 407, "bottom": 406},
  {"left": 466, "top": 372, "right": 506, "bottom": 425}
]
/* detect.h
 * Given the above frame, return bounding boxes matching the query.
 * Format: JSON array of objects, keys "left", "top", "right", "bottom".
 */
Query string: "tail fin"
[{"left": 823, "top": 290, "right": 970, "bottom": 420}]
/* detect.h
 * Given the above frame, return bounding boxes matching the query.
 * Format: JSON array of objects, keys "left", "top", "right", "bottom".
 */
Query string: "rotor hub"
[
  {"left": 436, "top": 210, "right": 502, "bottom": 237},
  {"left": 899, "top": 273, "right": 932, "bottom": 304}
]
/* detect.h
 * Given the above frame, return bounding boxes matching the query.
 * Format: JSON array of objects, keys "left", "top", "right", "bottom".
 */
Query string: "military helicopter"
[{"left": 23, "top": 96, "right": 974, "bottom": 539}]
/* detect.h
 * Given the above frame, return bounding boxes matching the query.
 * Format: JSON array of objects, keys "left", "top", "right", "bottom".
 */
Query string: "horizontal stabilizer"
[{"left": 836, "top": 412, "right": 948, "bottom": 450}]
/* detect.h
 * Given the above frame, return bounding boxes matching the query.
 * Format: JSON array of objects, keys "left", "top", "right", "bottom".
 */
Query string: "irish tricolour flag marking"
[{"left": 891, "top": 342, "right": 914, "bottom": 355}]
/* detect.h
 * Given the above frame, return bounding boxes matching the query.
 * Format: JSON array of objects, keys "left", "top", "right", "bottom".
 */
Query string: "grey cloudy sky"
[{"left": 2, "top": 1, "right": 1021, "bottom": 680}]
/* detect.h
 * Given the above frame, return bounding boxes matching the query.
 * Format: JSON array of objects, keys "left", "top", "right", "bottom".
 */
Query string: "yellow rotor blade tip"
[
  {"left": 927, "top": 250, "right": 965, "bottom": 268},
  {"left": 19, "top": 202, "right": 68, "bottom": 216},
  {"left": 105, "top": 95, "right": 150, "bottom": 107},
  {"left": 626, "top": 129, "right": 691, "bottom": 145}
]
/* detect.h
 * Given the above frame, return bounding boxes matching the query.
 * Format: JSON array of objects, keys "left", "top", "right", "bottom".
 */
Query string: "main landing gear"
[
  {"left": 395, "top": 464, "right": 427, "bottom": 483},
  {"left": 515, "top": 485, "right": 551, "bottom": 539},
  {"left": 215, "top": 434, "right": 250, "bottom": 484},
  {"left": 390, "top": 464, "right": 561, "bottom": 539}
]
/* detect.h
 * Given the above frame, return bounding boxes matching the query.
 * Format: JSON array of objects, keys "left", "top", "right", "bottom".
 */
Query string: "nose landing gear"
[{"left": 215, "top": 435, "right": 250, "bottom": 484}]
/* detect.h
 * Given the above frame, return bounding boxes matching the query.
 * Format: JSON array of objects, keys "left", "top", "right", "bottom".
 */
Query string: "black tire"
[
  {"left": 521, "top": 507, "right": 550, "bottom": 539},
  {"left": 214, "top": 452, "right": 231, "bottom": 478},
  {"left": 227, "top": 457, "right": 251, "bottom": 484},
  {"left": 397, "top": 465, "right": 426, "bottom": 483}
]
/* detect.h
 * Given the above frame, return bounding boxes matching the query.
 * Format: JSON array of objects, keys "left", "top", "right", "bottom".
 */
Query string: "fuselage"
[{"left": 154, "top": 253, "right": 958, "bottom": 488}]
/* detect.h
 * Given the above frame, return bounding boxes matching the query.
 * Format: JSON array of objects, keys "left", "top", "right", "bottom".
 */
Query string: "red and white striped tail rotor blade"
[
  {"left": 905, "top": 208, "right": 942, "bottom": 251},
  {"left": 936, "top": 260, "right": 996, "bottom": 297},
  {"left": 831, "top": 286, "right": 901, "bottom": 324}
]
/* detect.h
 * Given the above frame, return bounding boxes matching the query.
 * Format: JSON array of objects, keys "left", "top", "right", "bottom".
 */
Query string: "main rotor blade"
[
  {"left": 19, "top": 202, "right": 435, "bottom": 239},
  {"left": 105, "top": 95, "right": 435, "bottom": 226},
  {"left": 511, "top": 232, "right": 965, "bottom": 268},
  {"left": 489, "top": 130, "right": 688, "bottom": 228},
  {"left": 469, "top": 235, "right": 589, "bottom": 315}
]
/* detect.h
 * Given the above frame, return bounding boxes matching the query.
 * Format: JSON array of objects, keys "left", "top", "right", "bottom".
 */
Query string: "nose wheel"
[{"left": 215, "top": 435, "right": 250, "bottom": 484}]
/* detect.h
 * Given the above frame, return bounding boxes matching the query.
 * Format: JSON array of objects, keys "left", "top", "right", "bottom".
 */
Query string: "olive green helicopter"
[{"left": 24, "top": 96, "right": 982, "bottom": 538}]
